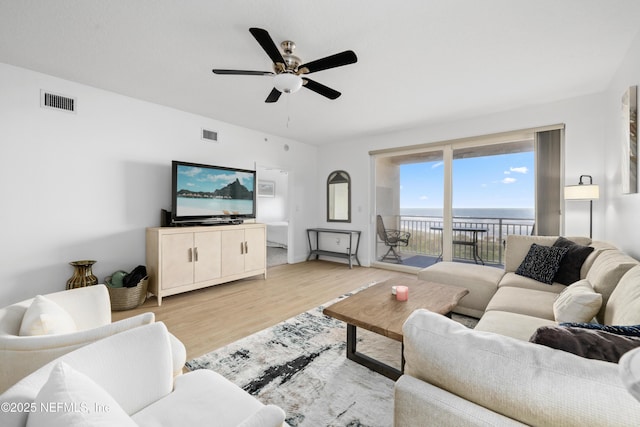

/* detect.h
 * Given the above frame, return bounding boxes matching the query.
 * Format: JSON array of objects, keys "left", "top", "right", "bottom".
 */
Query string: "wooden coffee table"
[{"left": 323, "top": 277, "right": 469, "bottom": 380}]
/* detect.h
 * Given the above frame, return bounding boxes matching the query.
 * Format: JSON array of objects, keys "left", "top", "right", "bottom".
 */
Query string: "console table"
[
  {"left": 432, "top": 226, "right": 487, "bottom": 265},
  {"left": 306, "top": 228, "right": 361, "bottom": 269}
]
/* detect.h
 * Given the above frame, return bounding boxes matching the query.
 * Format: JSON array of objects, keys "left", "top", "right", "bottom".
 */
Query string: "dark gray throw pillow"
[
  {"left": 515, "top": 244, "right": 568, "bottom": 284},
  {"left": 530, "top": 325, "right": 640, "bottom": 363},
  {"left": 552, "top": 237, "right": 595, "bottom": 285}
]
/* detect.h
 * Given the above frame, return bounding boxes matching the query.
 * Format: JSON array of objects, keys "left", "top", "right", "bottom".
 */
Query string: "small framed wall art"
[{"left": 258, "top": 180, "right": 275, "bottom": 197}]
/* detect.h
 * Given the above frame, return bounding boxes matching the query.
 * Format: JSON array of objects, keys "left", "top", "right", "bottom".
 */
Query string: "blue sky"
[
  {"left": 400, "top": 152, "right": 534, "bottom": 209},
  {"left": 177, "top": 165, "right": 254, "bottom": 192}
]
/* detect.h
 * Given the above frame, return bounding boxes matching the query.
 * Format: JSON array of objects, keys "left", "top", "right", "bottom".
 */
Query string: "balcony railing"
[{"left": 396, "top": 215, "right": 535, "bottom": 265}]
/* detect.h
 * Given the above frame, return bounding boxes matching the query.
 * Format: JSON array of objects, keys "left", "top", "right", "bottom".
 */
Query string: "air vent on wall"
[
  {"left": 40, "top": 90, "right": 76, "bottom": 113},
  {"left": 201, "top": 128, "right": 218, "bottom": 142}
]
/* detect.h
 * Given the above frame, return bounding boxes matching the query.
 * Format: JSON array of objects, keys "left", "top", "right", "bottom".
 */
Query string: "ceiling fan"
[{"left": 212, "top": 27, "right": 357, "bottom": 103}]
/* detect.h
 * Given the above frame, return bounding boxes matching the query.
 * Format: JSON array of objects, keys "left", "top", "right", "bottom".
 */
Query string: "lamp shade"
[
  {"left": 564, "top": 184, "right": 600, "bottom": 200},
  {"left": 274, "top": 73, "right": 303, "bottom": 94}
]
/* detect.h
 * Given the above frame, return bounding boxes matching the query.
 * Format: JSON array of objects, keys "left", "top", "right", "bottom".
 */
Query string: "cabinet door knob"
[
  {"left": 194, "top": 247, "right": 199, "bottom": 262},
  {"left": 245, "top": 241, "right": 248, "bottom": 253},
  {"left": 240, "top": 242, "right": 244, "bottom": 254},
  {"left": 188, "top": 248, "right": 193, "bottom": 262}
]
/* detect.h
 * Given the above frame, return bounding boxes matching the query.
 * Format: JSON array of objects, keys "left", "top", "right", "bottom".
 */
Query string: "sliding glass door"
[
  {"left": 451, "top": 142, "right": 535, "bottom": 265},
  {"left": 371, "top": 125, "right": 562, "bottom": 268},
  {"left": 374, "top": 151, "right": 443, "bottom": 267}
]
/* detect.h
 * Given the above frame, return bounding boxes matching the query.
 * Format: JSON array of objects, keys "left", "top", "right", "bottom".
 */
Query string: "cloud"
[
  {"left": 419, "top": 195, "right": 429, "bottom": 200},
  {"left": 510, "top": 166, "right": 528, "bottom": 174},
  {"left": 432, "top": 162, "right": 443, "bottom": 169},
  {"left": 502, "top": 177, "right": 517, "bottom": 184}
]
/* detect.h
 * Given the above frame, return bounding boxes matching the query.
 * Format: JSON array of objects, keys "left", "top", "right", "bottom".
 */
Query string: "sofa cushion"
[
  {"left": 485, "top": 287, "right": 556, "bottom": 320},
  {"left": 19, "top": 295, "right": 77, "bottom": 336},
  {"left": 619, "top": 347, "right": 640, "bottom": 403},
  {"left": 132, "top": 370, "right": 267, "bottom": 427},
  {"left": 27, "top": 361, "right": 136, "bottom": 427},
  {"left": 553, "top": 280, "right": 602, "bottom": 323},
  {"left": 552, "top": 237, "right": 594, "bottom": 285},
  {"left": 504, "top": 235, "right": 558, "bottom": 272},
  {"left": 474, "top": 310, "right": 556, "bottom": 341},
  {"left": 605, "top": 265, "right": 640, "bottom": 326},
  {"left": 403, "top": 309, "right": 640, "bottom": 426},
  {"left": 515, "top": 244, "right": 568, "bottom": 285},
  {"left": 498, "top": 272, "right": 566, "bottom": 293},
  {"left": 585, "top": 250, "right": 638, "bottom": 322},
  {"left": 417, "top": 262, "right": 504, "bottom": 318},
  {"left": 530, "top": 325, "right": 640, "bottom": 363}
]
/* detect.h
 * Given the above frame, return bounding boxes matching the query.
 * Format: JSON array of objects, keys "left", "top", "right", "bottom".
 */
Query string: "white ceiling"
[{"left": 1, "top": 0, "right": 639, "bottom": 145}]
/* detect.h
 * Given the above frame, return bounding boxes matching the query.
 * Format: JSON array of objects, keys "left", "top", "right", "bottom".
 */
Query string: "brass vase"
[{"left": 66, "top": 260, "right": 98, "bottom": 290}]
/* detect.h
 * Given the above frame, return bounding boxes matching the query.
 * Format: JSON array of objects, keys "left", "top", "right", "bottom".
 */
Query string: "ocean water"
[
  {"left": 176, "top": 197, "right": 254, "bottom": 216},
  {"left": 400, "top": 207, "right": 534, "bottom": 220}
]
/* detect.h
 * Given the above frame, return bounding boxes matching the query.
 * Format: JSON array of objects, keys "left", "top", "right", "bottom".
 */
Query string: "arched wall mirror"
[{"left": 327, "top": 170, "right": 351, "bottom": 222}]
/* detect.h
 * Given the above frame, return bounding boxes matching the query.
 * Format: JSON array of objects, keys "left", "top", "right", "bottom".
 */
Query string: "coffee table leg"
[{"left": 346, "top": 324, "right": 403, "bottom": 381}]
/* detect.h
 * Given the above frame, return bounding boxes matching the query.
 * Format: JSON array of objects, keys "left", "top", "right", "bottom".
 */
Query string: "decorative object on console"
[
  {"left": 65, "top": 260, "right": 98, "bottom": 289},
  {"left": 564, "top": 174, "right": 600, "bottom": 238}
]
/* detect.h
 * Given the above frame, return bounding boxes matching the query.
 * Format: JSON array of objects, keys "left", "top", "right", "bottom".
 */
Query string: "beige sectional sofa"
[{"left": 395, "top": 235, "right": 640, "bottom": 426}]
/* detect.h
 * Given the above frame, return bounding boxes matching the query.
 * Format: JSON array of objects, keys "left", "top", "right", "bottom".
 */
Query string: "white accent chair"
[
  {"left": 1, "top": 322, "right": 287, "bottom": 427},
  {"left": 0, "top": 285, "right": 186, "bottom": 393}
]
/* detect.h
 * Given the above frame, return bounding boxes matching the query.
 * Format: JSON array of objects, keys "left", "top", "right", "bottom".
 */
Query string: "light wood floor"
[{"left": 113, "top": 261, "right": 414, "bottom": 361}]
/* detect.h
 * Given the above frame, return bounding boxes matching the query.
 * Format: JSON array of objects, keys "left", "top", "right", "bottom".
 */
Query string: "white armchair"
[
  {"left": 1, "top": 322, "right": 287, "bottom": 427},
  {"left": 0, "top": 285, "right": 185, "bottom": 393}
]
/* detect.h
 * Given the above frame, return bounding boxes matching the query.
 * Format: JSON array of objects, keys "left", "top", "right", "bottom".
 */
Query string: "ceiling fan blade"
[
  {"left": 249, "top": 27, "right": 285, "bottom": 66},
  {"left": 298, "top": 50, "right": 357, "bottom": 74},
  {"left": 302, "top": 78, "right": 341, "bottom": 100},
  {"left": 212, "top": 69, "right": 274, "bottom": 76},
  {"left": 265, "top": 88, "right": 282, "bottom": 103}
]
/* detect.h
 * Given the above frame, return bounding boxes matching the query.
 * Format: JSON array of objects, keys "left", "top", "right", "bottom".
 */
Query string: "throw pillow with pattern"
[{"left": 515, "top": 244, "right": 568, "bottom": 285}]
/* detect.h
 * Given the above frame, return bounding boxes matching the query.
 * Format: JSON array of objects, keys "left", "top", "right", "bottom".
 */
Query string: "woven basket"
[{"left": 105, "top": 276, "right": 148, "bottom": 311}]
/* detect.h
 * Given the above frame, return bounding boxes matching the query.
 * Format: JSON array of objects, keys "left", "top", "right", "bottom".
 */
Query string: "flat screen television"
[{"left": 171, "top": 160, "right": 256, "bottom": 225}]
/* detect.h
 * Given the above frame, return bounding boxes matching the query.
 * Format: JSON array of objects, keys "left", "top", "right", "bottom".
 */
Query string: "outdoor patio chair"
[{"left": 376, "top": 215, "right": 411, "bottom": 263}]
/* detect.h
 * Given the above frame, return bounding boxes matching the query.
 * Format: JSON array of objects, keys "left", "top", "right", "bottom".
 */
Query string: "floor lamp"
[{"left": 564, "top": 175, "right": 600, "bottom": 238}]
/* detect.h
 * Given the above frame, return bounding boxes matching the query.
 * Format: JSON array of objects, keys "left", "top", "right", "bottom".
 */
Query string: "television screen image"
[{"left": 172, "top": 161, "right": 256, "bottom": 222}]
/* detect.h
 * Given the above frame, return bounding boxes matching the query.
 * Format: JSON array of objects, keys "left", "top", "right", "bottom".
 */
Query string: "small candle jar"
[{"left": 396, "top": 285, "right": 408, "bottom": 301}]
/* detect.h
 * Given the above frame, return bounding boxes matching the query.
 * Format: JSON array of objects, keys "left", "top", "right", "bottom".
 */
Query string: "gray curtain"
[{"left": 534, "top": 129, "right": 562, "bottom": 236}]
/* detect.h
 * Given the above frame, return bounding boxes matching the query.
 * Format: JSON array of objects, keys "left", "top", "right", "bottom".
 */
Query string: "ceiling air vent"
[
  {"left": 201, "top": 128, "right": 218, "bottom": 142},
  {"left": 41, "top": 90, "right": 76, "bottom": 113}
]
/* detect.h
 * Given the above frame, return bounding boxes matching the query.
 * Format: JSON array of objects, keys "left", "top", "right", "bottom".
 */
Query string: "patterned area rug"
[{"left": 186, "top": 285, "right": 478, "bottom": 427}]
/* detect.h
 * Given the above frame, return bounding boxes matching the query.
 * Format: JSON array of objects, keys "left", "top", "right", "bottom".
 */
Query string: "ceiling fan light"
[{"left": 274, "top": 73, "right": 303, "bottom": 94}]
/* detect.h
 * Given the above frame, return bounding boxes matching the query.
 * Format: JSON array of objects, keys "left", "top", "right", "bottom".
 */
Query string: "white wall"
[
  {"left": 317, "top": 93, "right": 608, "bottom": 266},
  {"left": 0, "top": 63, "right": 318, "bottom": 305},
  {"left": 603, "top": 30, "right": 640, "bottom": 259}
]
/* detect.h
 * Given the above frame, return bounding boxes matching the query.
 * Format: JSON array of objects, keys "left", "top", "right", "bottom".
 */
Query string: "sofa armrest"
[
  {"left": 395, "top": 375, "right": 525, "bottom": 426},
  {"left": 237, "top": 404, "right": 286, "bottom": 427},
  {"left": 403, "top": 309, "right": 640, "bottom": 426},
  {"left": 1, "top": 322, "right": 174, "bottom": 427},
  {"left": 0, "top": 313, "right": 155, "bottom": 393}
]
